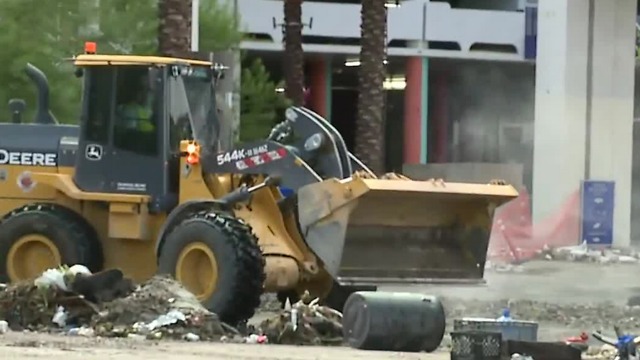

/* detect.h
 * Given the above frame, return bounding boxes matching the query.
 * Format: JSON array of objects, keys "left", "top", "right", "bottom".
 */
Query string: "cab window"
[
  {"left": 83, "top": 67, "right": 113, "bottom": 144},
  {"left": 112, "top": 66, "right": 160, "bottom": 156}
]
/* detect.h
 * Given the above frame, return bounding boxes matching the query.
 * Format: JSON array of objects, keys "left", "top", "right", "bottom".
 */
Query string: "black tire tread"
[
  {"left": 0, "top": 203, "right": 103, "bottom": 281},
  {"left": 160, "top": 211, "right": 265, "bottom": 325}
]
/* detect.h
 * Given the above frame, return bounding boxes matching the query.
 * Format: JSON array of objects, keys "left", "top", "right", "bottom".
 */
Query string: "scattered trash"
[
  {"left": 67, "top": 326, "right": 95, "bottom": 337},
  {"left": 51, "top": 306, "right": 67, "bottom": 327},
  {"left": 0, "top": 267, "right": 231, "bottom": 342},
  {"left": 584, "top": 344, "right": 619, "bottom": 360},
  {"left": 511, "top": 353, "right": 534, "bottom": 360},
  {"left": 590, "top": 326, "right": 639, "bottom": 360},
  {"left": 444, "top": 297, "right": 640, "bottom": 332},
  {"left": 91, "top": 275, "right": 226, "bottom": 340},
  {"left": 0, "top": 320, "right": 8, "bottom": 334},
  {"left": 244, "top": 333, "right": 268, "bottom": 344},
  {"left": 497, "top": 308, "right": 513, "bottom": 322},
  {"left": 564, "top": 332, "right": 590, "bottom": 353},
  {"left": 537, "top": 241, "right": 640, "bottom": 264},
  {"left": 258, "top": 291, "right": 343, "bottom": 346},
  {"left": 144, "top": 310, "right": 187, "bottom": 331},
  {"left": 183, "top": 332, "right": 200, "bottom": 342}
]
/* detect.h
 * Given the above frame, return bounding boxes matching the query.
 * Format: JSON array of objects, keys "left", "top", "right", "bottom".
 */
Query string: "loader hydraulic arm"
[
  {"left": 269, "top": 107, "right": 374, "bottom": 179},
  {"left": 201, "top": 140, "right": 322, "bottom": 192}
]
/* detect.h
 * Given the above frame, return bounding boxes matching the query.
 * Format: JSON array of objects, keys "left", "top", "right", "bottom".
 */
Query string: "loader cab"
[{"left": 72, "top": 52, "right": 220, "bottom": 212}]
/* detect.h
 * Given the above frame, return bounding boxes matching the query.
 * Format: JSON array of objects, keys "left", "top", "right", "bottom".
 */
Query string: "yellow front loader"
[{"left": 0, "top": 45, "right": 518, "bottom": 325}]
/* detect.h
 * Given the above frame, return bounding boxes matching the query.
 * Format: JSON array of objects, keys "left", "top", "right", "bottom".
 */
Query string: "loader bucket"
[{"left": 297, "top": 177, "right": 518, "bottom": 286}]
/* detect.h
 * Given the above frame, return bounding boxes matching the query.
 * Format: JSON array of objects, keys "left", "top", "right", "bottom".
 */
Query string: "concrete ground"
[
  {"left": 0, "top": 332, "right": 451, "bottom": 359},
  {"left": 2, "top": 260, "right": 637, "bottom": 358},
  {"left": 382, "top": 260, "right": 640, "bottom": 306}
]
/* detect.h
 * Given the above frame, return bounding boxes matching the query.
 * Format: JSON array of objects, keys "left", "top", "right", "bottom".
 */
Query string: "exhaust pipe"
[{"left": 24, "top": 63, "right": 58, "bottom": 125}]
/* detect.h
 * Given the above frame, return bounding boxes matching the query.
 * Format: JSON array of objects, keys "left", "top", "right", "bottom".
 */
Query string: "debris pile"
[
  {"left": 257, "top": 292, "right": 343, "bottom": 346},
  {"left": 0, "top": 266, "right": 347, "bottom": 346},
  {"left": 0, "top": 266, "right": 228, "bottom": 341},
  {"left": 91, "top": 275, "right": 226, "bottom": 340}
]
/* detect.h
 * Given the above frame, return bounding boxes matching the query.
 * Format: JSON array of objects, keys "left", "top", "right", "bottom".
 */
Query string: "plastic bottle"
[{"left": 497, "top": 308, "right": 512, "bottom": 322}]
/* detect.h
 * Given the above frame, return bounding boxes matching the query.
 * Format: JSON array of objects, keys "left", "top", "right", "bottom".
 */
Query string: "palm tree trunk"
[
  {"left": 283, "top": 0, "right": 305, "bottom": 106},
  {"left": 355, "top": 0, "right": 387, "bottom": 174},
  {"left": 158, "top": 0, "right": 192, "bottom": 57}
]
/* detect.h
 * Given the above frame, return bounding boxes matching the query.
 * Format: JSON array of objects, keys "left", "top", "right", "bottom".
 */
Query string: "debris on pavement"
[
  {"left": 536, "top": 242, "right": 640, "bottom": 264},
  {"left": 583, "top": 344, "right": 619, "bottom": 360},
  {"left": 443, "top": 297, "right": 640, "bottom": 333},
  {"left": 0, "top": 267, "right": 228, "bottom": 342},
  {"left": 91, "top": 275, "right": 225, "bottom": 340},
  {"left": 257, "top": 292, "right": 343, "bottom": 346}
]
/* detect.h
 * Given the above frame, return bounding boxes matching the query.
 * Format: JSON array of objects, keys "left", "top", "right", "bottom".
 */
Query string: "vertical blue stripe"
[{"left": 420, "top": 57, "right": 429, "bottom": 163}]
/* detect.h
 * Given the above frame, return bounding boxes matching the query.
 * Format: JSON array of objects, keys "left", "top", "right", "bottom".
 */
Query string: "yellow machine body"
[{"left": 0, "top": 52, "right": 518, "bottom": 323}]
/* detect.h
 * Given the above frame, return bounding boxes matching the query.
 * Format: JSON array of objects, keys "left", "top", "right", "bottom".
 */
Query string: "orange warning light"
[
  {"left": 84, "top": 42, "right": 97, "bottom": 54},
  {"left": 186, "top": 143, "right": 200, "bottom": 165},
  {"left": 186, "top": 153, "right": 199, "bottom": 165}
]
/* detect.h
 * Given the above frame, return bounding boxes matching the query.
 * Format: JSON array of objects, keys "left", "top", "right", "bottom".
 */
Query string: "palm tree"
[
  {"left": 158, "top": 0, "right": 192, "bottom": 57},
  {"left": 354, "top": 0, "right": 387, "bottom": 174},
  {"left": 283, "top": 0, "right": 305, "bottom": 106}
]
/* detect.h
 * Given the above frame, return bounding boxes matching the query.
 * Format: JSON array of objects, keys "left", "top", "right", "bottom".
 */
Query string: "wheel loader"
[{"left": 0, "top": 43, "right": 518, "bottom": 325}]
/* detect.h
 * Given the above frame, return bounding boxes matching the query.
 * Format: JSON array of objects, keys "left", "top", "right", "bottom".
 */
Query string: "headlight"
[{"left": 304, "top": 133, "right": 324, "bottom": 151}]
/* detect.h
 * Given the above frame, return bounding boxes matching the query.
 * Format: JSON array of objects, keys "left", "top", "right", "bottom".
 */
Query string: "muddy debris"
[
  {"left": 353, "top": 170, "right": 411, "bottom": 180},
  {"left": 91, "top": 274, "right": 226, "bottom": 341},
  {"left": 0, "top": 267, "right": 230, "bottom": 342},
  {"left": 257, "top": 292, "right": 343, "bottom": 346}
]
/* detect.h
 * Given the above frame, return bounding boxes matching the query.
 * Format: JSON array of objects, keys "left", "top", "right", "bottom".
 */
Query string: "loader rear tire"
[
  {"left": 0, "top": 203, "right": 101, "bottom": 283},
  {"left": 158, "top": 211, "right": 265, "bottom": 325}
]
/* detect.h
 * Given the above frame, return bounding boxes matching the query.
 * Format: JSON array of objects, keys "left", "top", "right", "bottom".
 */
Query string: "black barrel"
[{"left": 342, "top": 291, "right": 446, "bottom": 352}]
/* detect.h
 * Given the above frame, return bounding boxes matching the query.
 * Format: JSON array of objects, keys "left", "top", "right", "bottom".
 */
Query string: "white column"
[
  {"left": 533, "top": 0, "right": 637, "bottom": 247},
  {"left": 588, "top": 0, "right": 636, "bottom": 247}
]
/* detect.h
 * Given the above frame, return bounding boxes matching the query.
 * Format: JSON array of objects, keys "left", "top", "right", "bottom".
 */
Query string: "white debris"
[
  {"left": 126, "top": 334, "right": 146, "bottom": 341},
  {"left": 484, "top": 261, "right": 525, "bottom": 273},
  {"left": 67, "top": 327, "right": 95, "bottom": 337},
  {"left": 35, "top": 269, "right": 68, "bottom": 291},
  {"left": 0, "top": 320, "right": 8, "bottom": 334},
  {"left": 244, "top": 333, "right": 268, "bottom": 344},
  {"left": 34, "top": 264, "right": 92, "bottom": 291},
  {"left": 541, "top": 241, "right": 640, "bottom": 265},
  {"left": 143, "top": 309, "right": 187, "bottom": 331},
  {"left": 618, "top": 255, "right": 637, "bottom": 263},
  {"left": 67, "top": 264, "right": 92, "bottom": 277},
  {"left": 511, "top": 354, "right": 534, "bottom": 360},
  {"left": 51, "top": 306, "right": 67, "bottom": 327},
  {"left": 183, "top": 332, "right": 200, "bottom": 342}
]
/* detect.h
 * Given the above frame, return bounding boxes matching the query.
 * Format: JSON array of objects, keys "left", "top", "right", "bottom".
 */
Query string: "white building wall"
[{"left": 533, "top": 0, "right": 637, "bottom": 247}]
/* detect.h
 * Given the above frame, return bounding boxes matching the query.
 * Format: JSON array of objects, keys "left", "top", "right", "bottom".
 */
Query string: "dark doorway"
[{"left": 331, "top": 88, "right": 358, "bottom": 151}]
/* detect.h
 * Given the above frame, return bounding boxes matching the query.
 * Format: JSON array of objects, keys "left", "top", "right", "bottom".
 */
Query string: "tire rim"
[
  {"left": 7, "top": 234, "right": 61, "bottom": 282},
  {"left": 175, "top": 242, "right": 218, "bottom": 300}
]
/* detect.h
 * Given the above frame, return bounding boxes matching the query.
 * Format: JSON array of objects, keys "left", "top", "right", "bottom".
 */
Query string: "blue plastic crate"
[
  {"left": 453, "top": 318, "right": 538, "bottom": 342},
  {"left": 279, "top": 187, "right": 294, "bottom": 198}
]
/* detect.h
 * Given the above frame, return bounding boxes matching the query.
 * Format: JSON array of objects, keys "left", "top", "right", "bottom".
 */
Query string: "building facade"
[{"left": 237, "top": 0, "right": 639, "bottom": 247}]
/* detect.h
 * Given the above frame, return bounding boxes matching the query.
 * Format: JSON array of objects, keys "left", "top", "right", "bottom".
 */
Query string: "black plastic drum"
[{"left": 342, "top": 291, "right": 446, "bottom": 352}]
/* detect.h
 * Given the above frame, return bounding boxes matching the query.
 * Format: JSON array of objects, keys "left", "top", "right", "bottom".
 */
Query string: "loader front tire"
[
  {"left": 0, "top": 203, "right": 101, "bottom": 283},
  {"left": 158, "top": 211, "right": 265, "bottom": 325}
]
